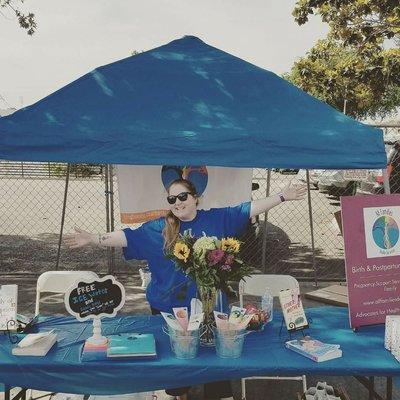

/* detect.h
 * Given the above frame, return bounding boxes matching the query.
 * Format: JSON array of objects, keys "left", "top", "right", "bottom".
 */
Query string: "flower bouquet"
[{"left": 166, "top": 231, "right": 253, "bottom": 344}]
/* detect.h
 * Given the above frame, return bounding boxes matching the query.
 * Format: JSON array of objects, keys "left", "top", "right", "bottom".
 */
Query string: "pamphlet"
[
  {"left": 0, "top": 285, "right": 18, "bottom": 331},
  {"left": 214, "top": 311, "right": 229, "bottom": 330},
  {"left": 173, "top": 307, "right": 189, "bottom": 330},
  {"left": 187, "top": 313, "right": 203, "bottom": 331},
  {"left": 161, "top": 312, "right": 184, "bottom": 331},
  {"left": 229, "top": 306, "right": 246, "bottom": 324}
]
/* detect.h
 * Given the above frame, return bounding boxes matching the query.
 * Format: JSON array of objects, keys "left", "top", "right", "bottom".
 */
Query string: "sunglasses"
[{"left": 167, "top": 191, "right": 192, "bottom": 205}]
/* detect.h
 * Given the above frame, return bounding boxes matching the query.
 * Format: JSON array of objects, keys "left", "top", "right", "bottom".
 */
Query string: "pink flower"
[
  {"left": 224, "top": 254, "right": 234, "bottom": 265},
  {"left": 207, "top": 249, "right": 225, "bottom": 266},
  {"left": 220, "top": 264, "right": 232, "bottom": 271}
]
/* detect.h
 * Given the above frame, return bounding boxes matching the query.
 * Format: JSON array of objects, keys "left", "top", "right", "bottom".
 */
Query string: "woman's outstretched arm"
[
  {"left": 250, "top": 182, "right": 307, "bottom": 218},
  {"left": 64, "top": 227, "right": 127, "bottom": 248}
]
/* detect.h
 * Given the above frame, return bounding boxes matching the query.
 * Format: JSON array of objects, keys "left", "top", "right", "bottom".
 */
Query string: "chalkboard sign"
[
  {"left": 65, "top": 275, "right": 125, "bottom": 321},
  {"left": 0, "top": 285, "right": 18, "bottom": 331}
]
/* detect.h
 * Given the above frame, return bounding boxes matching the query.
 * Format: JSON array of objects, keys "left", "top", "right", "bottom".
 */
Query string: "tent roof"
[{"left": 0, "top": 36, "right": 386, "bottom": 169}]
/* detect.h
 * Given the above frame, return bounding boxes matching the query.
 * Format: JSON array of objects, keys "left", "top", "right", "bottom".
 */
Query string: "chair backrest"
[
  {"left": 239, "top": 274, "right": 300, "bottom": 305},
  {"left": 35, "top": 271, "right": 98, "bottom": 315}
]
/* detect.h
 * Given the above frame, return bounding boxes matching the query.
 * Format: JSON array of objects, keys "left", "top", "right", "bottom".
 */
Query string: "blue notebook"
[{"left": 107, "top": 333, "right": 157, "bottom": 359}]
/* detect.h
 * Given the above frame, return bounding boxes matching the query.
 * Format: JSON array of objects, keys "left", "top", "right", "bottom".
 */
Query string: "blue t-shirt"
[{"left": 123, "top": 202, "right": 251, "bottom": 312}]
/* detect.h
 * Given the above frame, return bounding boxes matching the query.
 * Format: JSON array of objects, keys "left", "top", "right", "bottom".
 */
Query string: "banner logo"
[{"left": 364, "top": 207, "right": 400, "bottom": 258}]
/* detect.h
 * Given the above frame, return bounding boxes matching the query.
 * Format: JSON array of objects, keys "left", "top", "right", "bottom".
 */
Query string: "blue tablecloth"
[{"left": 0, "top": 306, "right": 399, "bottom": 395}]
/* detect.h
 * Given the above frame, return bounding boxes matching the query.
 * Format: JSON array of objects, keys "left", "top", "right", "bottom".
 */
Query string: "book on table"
[
  {"left": 81, "top": 333, "right": 157, "bottom": 361},
  {"left": 107, "top": 333, "right": 156, "bottom": 358},
  {"left": 285, "top": 335, "right": 342, "bottom": 362},
  {"left": 278, "top": 288, "right": 308, "bottom": 331},
  {"left": 81, "top": 340, "right": 109, "bottom": 361}
]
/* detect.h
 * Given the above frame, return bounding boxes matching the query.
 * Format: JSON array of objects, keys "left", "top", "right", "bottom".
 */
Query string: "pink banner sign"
[{"left": 342, "top": 194, "right": 400, "bottom": 329}]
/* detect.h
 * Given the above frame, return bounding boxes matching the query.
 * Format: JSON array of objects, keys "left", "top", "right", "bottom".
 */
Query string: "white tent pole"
[{"left": 383, "top": 168, "right": 391, "bottom": 194}]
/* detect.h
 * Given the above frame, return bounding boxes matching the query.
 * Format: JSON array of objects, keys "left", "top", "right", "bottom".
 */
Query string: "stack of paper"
[{"left": 12, "top": 331, "right": 57, "bottom": 356}]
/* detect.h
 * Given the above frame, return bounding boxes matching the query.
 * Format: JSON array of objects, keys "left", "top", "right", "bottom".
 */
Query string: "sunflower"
[
  {"left": 221, "top": 237, "right": 240, "bottom": 253},
  {"left": 173, "top": 242, "right": 190, "bottom": 263}
]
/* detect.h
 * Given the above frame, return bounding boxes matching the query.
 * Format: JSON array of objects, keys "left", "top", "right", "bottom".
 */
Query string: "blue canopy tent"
[
  {"left": 0, "top": 36, "right": 386, "bottom": 169},
  {"left": 0, "top": 36, "right": 388, "bottom": 278}
]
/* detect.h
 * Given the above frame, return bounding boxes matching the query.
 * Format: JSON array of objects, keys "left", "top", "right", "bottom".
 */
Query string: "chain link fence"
[
  {"left": 1, "top": 125, "right": 399, "bottom": 281},
  {"left": 243, "top": 125, "right": 400, "bottom": 281}
]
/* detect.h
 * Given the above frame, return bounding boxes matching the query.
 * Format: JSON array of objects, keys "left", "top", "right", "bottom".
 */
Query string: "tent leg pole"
[
  {"left": 56, "top": 163, "right": 70, "bottom": 270},
  {"left": 383, "top": 168, "right": 391, "bottom": 194},
  {"left": 109, "top": 164, "right": 115, "bottom": 274},
  {"left": 261, "top": 169, "right": 271, "bottom": 273},
  {"left": 306, "top": 170, "right": 318, "bottom": 287},
  {"left": 104, "top": 164, "right": 112, "bottom": 274}
]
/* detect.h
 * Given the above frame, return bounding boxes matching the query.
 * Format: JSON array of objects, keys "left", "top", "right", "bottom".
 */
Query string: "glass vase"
[{"left": 198, "top": 285, "right": 217, "bottom": 346}]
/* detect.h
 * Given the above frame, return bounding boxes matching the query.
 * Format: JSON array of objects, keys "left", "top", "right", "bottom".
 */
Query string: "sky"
[{"left": 0, "top": 0, "right": 328, "bottom": 109}]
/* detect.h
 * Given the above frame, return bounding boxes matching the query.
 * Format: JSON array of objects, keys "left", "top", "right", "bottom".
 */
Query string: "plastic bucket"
[
  {"left": 213, "top": 327, "right": 248, "bottom": 358},
  {"left": 163, "top": 325, "right": 201, "bottom": 359}
]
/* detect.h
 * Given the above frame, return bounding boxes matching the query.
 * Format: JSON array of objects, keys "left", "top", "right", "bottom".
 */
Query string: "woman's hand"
[
  {"left": 281, "top": 182, "right": 307, "bottom": 201},
  {"left": 64, "top": 227, "right": 96, "bottom": 249},
  {"left": 250, "top": 182, "right": 307, "bottom": 217}
]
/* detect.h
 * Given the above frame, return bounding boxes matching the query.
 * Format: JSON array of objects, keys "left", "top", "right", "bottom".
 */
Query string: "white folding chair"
[
  {"left": 239, "top": 274, "right": 307, "bottom": 399},
  {"left": 35, "top": 271, "right": 98, "bottom": 315}
]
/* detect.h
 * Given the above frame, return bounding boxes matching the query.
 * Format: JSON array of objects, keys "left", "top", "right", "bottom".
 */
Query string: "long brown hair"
[{"left": 163, "top": 179, "right": 198, "bottom": 251}]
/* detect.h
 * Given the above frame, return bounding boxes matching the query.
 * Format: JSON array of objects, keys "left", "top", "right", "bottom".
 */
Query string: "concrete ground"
[{"left": 1, "top": 273, "right": 399, "bottom": 400}]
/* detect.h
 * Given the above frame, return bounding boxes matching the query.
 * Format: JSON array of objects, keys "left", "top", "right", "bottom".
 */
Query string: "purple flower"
[
  {"left": 224, "top": 254, "right": 235, "bottom": 265},
  {"left": 220, "top": 264, "right": 232, "bottom": 271},
  {"left": 207, "top": 249, "right": 225, "bottom": 266}
]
